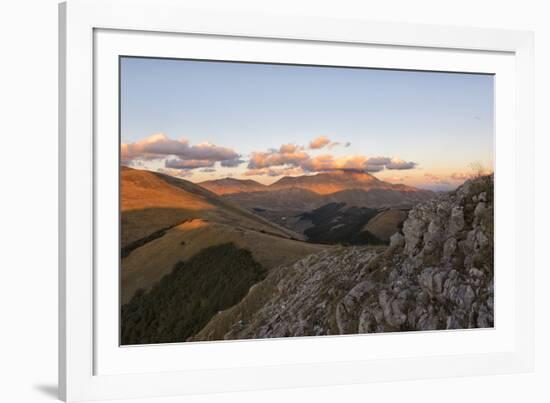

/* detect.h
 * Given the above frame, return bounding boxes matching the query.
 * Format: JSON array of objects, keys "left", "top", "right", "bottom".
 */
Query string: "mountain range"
[
  {"left": 189, "top": 174, "right": 494, "bottom": 340},
  {"left": 120, "top": 167, "right": 328, "bottom": 304},
  {"left": 120, "top": 166, "right": 494, "bottom": 343},
  {"left": 120, "top": 167, "right": 452, "bottom": 344},
  {"left": 200, "top": 170, "right": 421, "bottom": 195},
  {"left": 199, "top": 170, "right": 434, "bottom": 212}
]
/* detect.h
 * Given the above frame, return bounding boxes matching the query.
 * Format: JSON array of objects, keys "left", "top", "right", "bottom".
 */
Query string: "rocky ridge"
[{"left": 191, "top": 174, "right": 494, "bottom": 340}]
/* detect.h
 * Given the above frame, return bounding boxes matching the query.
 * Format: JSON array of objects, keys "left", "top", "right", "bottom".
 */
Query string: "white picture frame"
[{"left": 59, "top": 0, "right": 534, "bottom": 401}]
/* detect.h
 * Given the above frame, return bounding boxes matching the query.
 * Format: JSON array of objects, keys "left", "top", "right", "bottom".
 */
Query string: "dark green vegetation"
[
  {"left": 121, "top": 243, "right": 267, "bottom": 345},
  {"left": 299, "top": 203, "right": 386, "bottom": 245},
  {"left": 121, "top": 223, "right": 179, "bottom": 259}
]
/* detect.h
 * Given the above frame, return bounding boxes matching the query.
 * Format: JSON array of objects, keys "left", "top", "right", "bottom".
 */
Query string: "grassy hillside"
[
  {"left": 121, "top": 243, "right": 266, "bottom": 345},
  {"left": 198, "top": 177, "right": 267, "bottom": 195},
  {"left": 121, "top": 218, "right": 328, "bottom": 303},
  {"left": 120, "top": 167, "right": 330, "bottom": 303},
  {"left": 121, "top": 166, "right": 300, "bottom": 249}
]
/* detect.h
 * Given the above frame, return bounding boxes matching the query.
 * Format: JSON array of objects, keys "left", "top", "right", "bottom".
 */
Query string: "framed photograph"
[{"left": 59, "top": 0, "right": 534, "bottom": 401}]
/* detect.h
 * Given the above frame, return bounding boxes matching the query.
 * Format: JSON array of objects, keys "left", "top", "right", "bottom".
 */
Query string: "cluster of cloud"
[
  {"left": 122, "top": 134, "right": 419, "bottom": 178},
  {"left": 156, "top": 167, "right": 193, "bottom": 178},
  {"left": 248, "top": 144, "right": 309, "bottom": 170},
  {"left": 245, "top": 137, "right": 417, "bottom": 176},
  {"left": 246, "top": 136, "right": 355, "bottom": 172},
  {"left": 121, "top": 133, "right": 243, "bottom": 171},
  {"left": 244, "top": 166, "right": 306, "bottom": 177},
  {"left": 424, "top": 171, "right": 480, "bottom": 186}
]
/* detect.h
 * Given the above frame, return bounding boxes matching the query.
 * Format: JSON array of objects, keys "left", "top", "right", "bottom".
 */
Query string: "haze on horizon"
[{"left": 120, "top": 57, "right": 494, "bottom": 191}]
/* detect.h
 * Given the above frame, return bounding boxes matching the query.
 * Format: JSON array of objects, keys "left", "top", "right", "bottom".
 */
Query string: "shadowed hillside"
[
  {"left": 121, "top": 166, "right": 298, "bottom": 248},
  {"left": 215, "top": 171, "right": 427, "bottom": 245},
  {"left": 122, "top": 243, "right": 266, "bottom": 345}
]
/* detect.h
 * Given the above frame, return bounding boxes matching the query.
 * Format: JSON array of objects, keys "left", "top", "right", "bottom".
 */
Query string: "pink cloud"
[
  {"left": 309, "top": 136, "right": 331, "bottom": 149},
  {"left": 386, "top": 158, "right": 417, "bottom": 170},
  {"left": 450, "top": 172, "right": 471, "bottom": 180},
  {"left": 165, "top": 159, "right": 215, "bottom": 169},
  {"left": 244, "top": 167, "right": 305, "bottom": 177},
  {"left": 121, "top": 133, "right": 241, "bottom": 167},
  {"left": 248, "top": 143, "right": 310, "bottom": 169}
]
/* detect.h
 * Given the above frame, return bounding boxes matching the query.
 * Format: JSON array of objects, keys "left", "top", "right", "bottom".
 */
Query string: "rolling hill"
[
  {"left": 120, "top": 167, "right": 328, "bottom": 304},
  {"left": 198, "top": 177, "right": 267, "bottom": 195}
]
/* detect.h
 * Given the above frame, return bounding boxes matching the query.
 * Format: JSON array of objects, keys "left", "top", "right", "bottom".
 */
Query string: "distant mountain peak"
[
  {"left": 269, "top": 170, "right": 395, "bottom": 195},
  {"left": 198, "top": 177, "right": 266, "bottom": 195},
  {"left": 205, "top": 177, "right": 262, "bottom": 185},
  {"left": 198, "top": 169, "right": 429, "bottom": 199}
]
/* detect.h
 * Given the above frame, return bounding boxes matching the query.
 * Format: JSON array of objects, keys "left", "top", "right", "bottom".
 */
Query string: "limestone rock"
[{"left": 190, "top": 175, "right": 494, "bottom": 341}]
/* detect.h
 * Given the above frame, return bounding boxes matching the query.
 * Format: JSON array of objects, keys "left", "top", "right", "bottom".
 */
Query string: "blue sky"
[{"left": 120, "top": 57, "right": 494, "bottom": 190}]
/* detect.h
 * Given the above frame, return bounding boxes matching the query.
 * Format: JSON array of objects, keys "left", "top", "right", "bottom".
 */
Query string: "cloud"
[
  {"left": 309, "top": 136, "right": 331, "bottom": 149},
  {"left": 450, "top": 172, "right": 471, "bottom": 180},
  {"left": 309, "top": 136, "right": 348, "bottom": 150},
  {"left": 165, "top": 159, "right": 215, "bottom": 170},
  {"left": 244, "top": 167, "right": 305, "bottom": 177},
  {"left": 156, "top": 167, "right": 194, "bottom": 178},
  {"left": 121, "top": 133, "right": 241, "bottom": 167},
  {"left": 365, "top": 156, "right": 391, "bottom": 166},
  {"left": 125, "top": 159, "right": 145, "bottom": 167},
  {"left": 279, "top": 143, "right": 303, "bottom": 153},
  {"left": 385, "top": 158, "right": 417, "bottom": 170},
  {"left": 248, "top": 143, "right": 310, "bottom": 169},
  {"left": 247, "top": 140, "right": 418, "bottom": 176},
  {"left": 220, "top": 159, "right": 245, "bottom": 167},
  {"left": 300, "top": 155, "right": 414, "bottom": 173},
  {"left": 124, "top": 134, "right": 418, "bottom": 179},
  {"left": 301, "top": 155, "right": 375, "bottom": 172}
]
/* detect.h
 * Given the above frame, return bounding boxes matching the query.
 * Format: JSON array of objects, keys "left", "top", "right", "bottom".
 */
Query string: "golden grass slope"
[
  {"left": 121, "top": 166, "right": 300, "bottom": 248},
  {"left": 120, "top": 167, "right": 329, "bottom": 303},
  {"left": 121, "top": 218, "right": 328, "bottom": 303}
]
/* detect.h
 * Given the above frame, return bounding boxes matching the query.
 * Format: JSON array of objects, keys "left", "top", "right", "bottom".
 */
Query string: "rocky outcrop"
[{"left": 191, "top": 175, "right": 494, "bottom": 340}]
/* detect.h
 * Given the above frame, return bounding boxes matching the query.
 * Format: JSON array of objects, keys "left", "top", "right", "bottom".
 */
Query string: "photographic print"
[{"left": 120, "top": 57, "right": 494, "bottom": 345}]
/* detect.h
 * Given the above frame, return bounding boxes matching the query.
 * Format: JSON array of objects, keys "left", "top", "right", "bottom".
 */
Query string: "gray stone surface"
[{"left": 191, "top": 175, "right": 494, "bottom": 340}]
